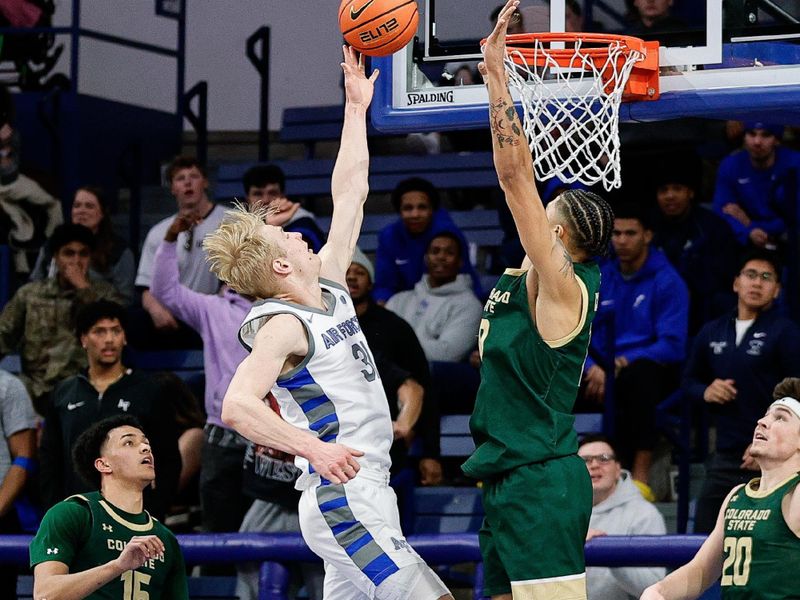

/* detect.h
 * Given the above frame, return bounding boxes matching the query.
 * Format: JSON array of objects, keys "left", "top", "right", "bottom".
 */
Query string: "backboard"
[{"left": 371, "top": 0, "right": 800, "bottom": 132}]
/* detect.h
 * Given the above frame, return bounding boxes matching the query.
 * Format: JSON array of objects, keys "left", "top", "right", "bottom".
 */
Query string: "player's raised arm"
[
  {"left": 480, "top": 0, "right": 581, "bottom": 307},
  {"left": 319, "top": 46, "right": 379, "bottom": 285},
  {"left": 221, "top": 314, "right": 363, "bottom": 484}
]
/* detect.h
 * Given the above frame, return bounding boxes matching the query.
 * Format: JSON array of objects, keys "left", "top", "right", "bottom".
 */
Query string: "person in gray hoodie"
[
  {"left": 386, "top": 232, "right": 483, "bottom": 363},
  {"left": 578, "top": 435, "right": 667, "bottom": 600}
]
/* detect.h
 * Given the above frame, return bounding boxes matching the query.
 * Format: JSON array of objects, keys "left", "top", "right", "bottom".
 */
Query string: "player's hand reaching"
[
  {"left": 114, "top": 535, "right": 165, "bottom": 572},
  {"left": 308, "top": 439, "right": 364, "bottom": 484},
  {"left": 341, "top": 45, "right": 379, "bottom": 109},
  {"left": 478, "top": 0, "right": 519, "bottom": 79}
]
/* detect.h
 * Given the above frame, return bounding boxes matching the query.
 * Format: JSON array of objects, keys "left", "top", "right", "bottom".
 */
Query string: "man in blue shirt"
[
  {"left": 682, "top": 249, "right": 800, "bottom": 532},
  {"left": 712, "top": 122, "right": 800, "bottom": 248},
  {"left": 651, "top": 167, "right": 738, "bottom": 334},
  {"left": 583, "top": 203, "right": 689, "bottom": 497}
]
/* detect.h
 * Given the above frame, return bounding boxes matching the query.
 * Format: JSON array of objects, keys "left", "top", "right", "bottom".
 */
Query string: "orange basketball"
[{"left": 339, "top": 0, "right": 419, "bottom": 57}]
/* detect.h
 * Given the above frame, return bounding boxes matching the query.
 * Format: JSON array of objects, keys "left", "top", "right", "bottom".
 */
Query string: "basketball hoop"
[{"left": 482, "top": 32, "right": 659, "bottom": 190}]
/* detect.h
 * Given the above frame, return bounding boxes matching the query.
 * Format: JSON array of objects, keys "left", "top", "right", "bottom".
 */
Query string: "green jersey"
[
  {"left": 721, "top": 474, "right": 800, "bottom": 599},
  {"left": 30, "top": 491, "right": 188, "bottom": 600},
  {"left": 463, "top": 263, "right": 600, "bottom": 479}
]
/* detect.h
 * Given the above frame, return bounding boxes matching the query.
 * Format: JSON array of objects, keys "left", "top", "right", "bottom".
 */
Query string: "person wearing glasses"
[
  {"left": 132, "top": 156, "right": 225, "bottom": 348},
  {"left": 583, "top": 202, "right": 689, "bottom": 499},
  {"left": 577, "top": 435, "right": 666, "bottom": 600},
  {"left": 683, "top": 249, "right": 800, "bottom": 533}
]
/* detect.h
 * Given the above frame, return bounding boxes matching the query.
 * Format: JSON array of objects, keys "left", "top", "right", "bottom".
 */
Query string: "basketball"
[{"left": 339, "top": 0, "right": 419, "bottom": 57}]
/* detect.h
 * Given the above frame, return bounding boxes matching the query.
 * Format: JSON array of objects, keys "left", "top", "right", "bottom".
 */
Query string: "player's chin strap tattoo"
[{"left": 489, "top": 98, "right": 523, "bottom": 148}]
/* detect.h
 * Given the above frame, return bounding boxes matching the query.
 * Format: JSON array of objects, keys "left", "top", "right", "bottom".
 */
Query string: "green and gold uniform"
[
  {"left": 463, "top": 263, "right": 599, "bottom": 598},
  {"left": 721, "top": 474, "right": 800, "bottom": 599},
  {"left": 30, "top": 492, "right": 188, "bottom": 599}
]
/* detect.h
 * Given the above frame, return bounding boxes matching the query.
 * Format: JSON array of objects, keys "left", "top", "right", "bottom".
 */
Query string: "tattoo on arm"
[{"left": 489, "top": 99, "right": 523, "bottom": 148}]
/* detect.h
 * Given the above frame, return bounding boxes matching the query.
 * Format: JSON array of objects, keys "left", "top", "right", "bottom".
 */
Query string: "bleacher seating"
[
  {"left": 280, "top": 104, "right": 383, "bottom": 157},
  {"left": 214, "top": 152, "right": 499, "bottom": 202},
  {"left": 313, "top": 208, "right": 503, "bottom": 257},
  {"left": 0, "top": 354, "right": 20, "bottom": 373}
]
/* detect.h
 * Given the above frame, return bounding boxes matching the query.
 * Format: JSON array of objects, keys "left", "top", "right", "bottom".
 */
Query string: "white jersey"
[{"left": 239, "top": 279, "right": 393, "bottom": 489}]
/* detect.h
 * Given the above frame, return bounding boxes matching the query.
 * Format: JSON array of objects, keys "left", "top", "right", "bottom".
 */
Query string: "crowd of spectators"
[{"left": 0, "top": 112, "right": 799, "bottom": 597}]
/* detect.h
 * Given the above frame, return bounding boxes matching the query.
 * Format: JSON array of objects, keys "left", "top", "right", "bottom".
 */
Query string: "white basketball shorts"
[{"left": 298, "top": 468, "right": 448, "bottom": 599}]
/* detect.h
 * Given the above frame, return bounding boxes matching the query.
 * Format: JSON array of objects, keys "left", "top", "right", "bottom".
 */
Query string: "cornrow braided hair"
[{"left": 557, "top": 189, "right": 615, "bottom": 259}]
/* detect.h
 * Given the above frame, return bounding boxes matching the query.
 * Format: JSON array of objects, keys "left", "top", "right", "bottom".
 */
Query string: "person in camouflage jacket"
[{"left": 0, "top": 223, "right": 123, "bottom": 411}]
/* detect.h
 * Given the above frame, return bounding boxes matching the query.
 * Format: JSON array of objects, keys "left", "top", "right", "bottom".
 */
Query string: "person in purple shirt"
[
  {"left": 712, "top": 121, "right": 800, "bottom": 248},
  {"left": 150, "top": 210, "right": 254, "bottom": 534},
  {"left": 373, "top": 177, "right": 482, "bottom": 303}
]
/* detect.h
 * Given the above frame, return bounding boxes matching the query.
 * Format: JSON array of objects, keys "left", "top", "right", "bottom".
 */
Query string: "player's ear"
[
  {"left": 272, "top": 257, "right": 292, "bottom": 275},
  {"left": 95, "top": 458, "right": 112, "bottom": 475}
]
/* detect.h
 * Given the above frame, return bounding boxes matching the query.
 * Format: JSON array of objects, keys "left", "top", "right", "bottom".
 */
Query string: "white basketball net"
[{"left": 503, "top": 38, "right": 645, "bottom": 190}]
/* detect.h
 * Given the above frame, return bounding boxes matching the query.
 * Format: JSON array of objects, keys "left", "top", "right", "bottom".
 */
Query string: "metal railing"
[{"left": 0, "top": 532, "right": 708, "bottom": 600}]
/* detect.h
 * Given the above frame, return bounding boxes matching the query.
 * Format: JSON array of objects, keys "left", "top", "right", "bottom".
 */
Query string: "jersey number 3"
[
  {"left": 721, "top": 536, "right": 752, "bottom": 587},
  {"left": 352, "top": 341, "right": 377, "bottom": 382}
]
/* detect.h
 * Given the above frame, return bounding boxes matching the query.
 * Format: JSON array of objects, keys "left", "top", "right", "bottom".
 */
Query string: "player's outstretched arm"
[
  {"left": 480, "top": 0, "right": 581, "bottom": 309},
  {"left": 319, "top": 45, "right": 379, "bottom": 286},
  {"left": 33, "top": 536, "right": 166, "bottom": 600},
  {"left": 222, "top": 314, "right": 364, "bottom": 484},
  {"left": 640, "top": 487, "right": 733, "bottom": 600}
]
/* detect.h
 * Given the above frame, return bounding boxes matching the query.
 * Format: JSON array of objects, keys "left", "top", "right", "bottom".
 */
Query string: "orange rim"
[{"left": 480, "top": 32, "right": 661, "bottom": 101}]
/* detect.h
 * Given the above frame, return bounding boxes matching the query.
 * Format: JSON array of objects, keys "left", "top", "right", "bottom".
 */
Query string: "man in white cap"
[{"left": 641, "top": 377, "right": 800, "bottom": 599}]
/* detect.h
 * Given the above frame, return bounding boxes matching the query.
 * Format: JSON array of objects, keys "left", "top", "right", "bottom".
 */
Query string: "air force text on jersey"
[{"left": 320, "top": 315, "right": 363, "bottom": 350}]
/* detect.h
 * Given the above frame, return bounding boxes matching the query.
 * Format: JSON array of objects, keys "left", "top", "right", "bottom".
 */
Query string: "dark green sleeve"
[
  {"left": 162, "top": 535, "right": 189, "bottom": 600},
  {"left": 29, "top": 499, "right": 91, "bottom": 568}
]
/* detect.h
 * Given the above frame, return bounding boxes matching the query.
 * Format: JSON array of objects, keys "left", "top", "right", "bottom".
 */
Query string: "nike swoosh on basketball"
[
  {"left": 350, "top": 0, "right": 375, "bottom": 20},
  {"left": 67, "top": 401, "right": 85, "bottom": 411}
]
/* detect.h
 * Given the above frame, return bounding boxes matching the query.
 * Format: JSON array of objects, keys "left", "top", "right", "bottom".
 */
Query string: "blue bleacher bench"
[
  {"left": 313, "top": 208, "right": 503, "bottom": 255},
  {"left": 281, "top": 104, "right": 383, "bottom": 158},
  {"left": 0, "top": 354, "right": 21, "bottom": 373},
  {"left": 214, "top": 151, "right": 499, "bottom": 202}
]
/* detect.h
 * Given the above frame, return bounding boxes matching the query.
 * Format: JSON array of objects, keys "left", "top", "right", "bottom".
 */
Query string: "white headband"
[{"left": 770, "top": 397, "right": 800, "bottom": 420}]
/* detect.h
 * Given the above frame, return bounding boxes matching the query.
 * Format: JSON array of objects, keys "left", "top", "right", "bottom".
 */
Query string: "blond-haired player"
[{"left": 203, "top": 47, "right": 453, "bottom": 600}]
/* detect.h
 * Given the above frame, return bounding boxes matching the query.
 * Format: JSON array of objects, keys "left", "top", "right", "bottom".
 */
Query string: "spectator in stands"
[
  {"left": 348, "top": 247, "right": 443, "bottom": 485},
  {"left": 0, "top": 224, "right": 123, "bottom": 411},
  {"left": 583, "top": 203, "right": 689, "bottom": 496},
  {"left": 683, "top": 250, "right": 800, "bottom": 533},
  {"left": 0, "top": 88, "right": 63, "bottom": 277},
  {"left": 149, "top": 211, "right": 255, "bottom": 534},
  {"left": 133, "top": 155, "right": 224, "bottom": 347},
  {"left": 651, "top": 167, "right": 739, "bottom": 334},
  {"left": 31, "top": 415, "right": 189, "bottom": 600},
  {"left": 579, "top": 435, "right": 666, "bottom": 600},
  {"left": 38, "top": 300, "right": 182, "bottom": 520},
  {"left": 30, "top": 186, "right": 136, "bottom": 305},
  {"left": 386, "top": 232, "right": 483, "bottom": 363},
  {"left": 625, "top": 0, "right": 688, "bottom": 38},
  {"left": 236, "top": 434, "right": 324, "bottom": 600},
  {"left": 712, "top": 122, "right": 800, "bottom": 248},
  {"left": 0, "top": 368, "right": 37, "bottom": 597},
  {"left": 243, "top": 164, "right": 326, "bottom": 252},
  {"left": 374, "top": 177, "right": 481, "bottom": 303}
]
